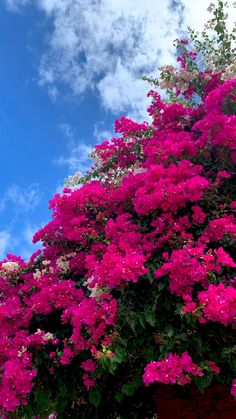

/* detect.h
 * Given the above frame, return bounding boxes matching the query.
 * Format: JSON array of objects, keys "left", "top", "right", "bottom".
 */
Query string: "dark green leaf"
[{"left": 89, "top": 387, "right": 101, "bottom": 408}]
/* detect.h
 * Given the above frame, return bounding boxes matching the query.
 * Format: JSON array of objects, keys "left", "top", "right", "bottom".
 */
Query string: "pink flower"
[
  {"left": 1, "top": 73, "right": 236, "bottom": 415},
  {"left": 208, "top": 361, "right": 220, "bottom": 375},
  {"left": 82, "top": 374, "right": 96, "bottom": 389},
  {"left": 198, "top": 284, "right": 236, "bottom": 326},
  {"left": 181, "top": 301, "right": 197, "bottom": 314},
  {"left": 143, "top": 352, "right": 203, "bottom": 386},
  {"left": 81, "top": 359, "right": 97, "bottom": 373},
  {"left": 192, "top": 205, "right": 206, "bottom": 224},
  {"left": 231, "top": 379, "right": 236, "bottom": 399},
  {"left": 214, "top": 247, "right": 236, "bottom": 267}
]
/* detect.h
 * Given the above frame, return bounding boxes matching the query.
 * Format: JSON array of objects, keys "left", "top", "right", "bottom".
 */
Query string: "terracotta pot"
[{"left": 155, "top": 384, "right": 236, "bottom": 419}]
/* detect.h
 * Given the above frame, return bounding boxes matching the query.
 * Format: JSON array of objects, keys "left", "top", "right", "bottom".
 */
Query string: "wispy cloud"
[
  {"left": 0, "top": 184, "right": 42, "bottom": 213},
  {"left": 23, "top": 224, "right": 40, "bottom": 245},
  {"left": 0, "top": 231, "right": 11, "bottom": 259},
  {"left": 20, "top": 223, "right": 42, "bottom": 259},
  {"left": 0, "top": 223, "right": 43, "bottom": 261},
  {"left": 93, "top": 124, "right": 113, "bottom": 143},
  {"left": 4, "top": 0, "right": 30, "bottom": 12},
  {"left": 0, "top": 184, "right": 43, "bottom": 260},
  {"left": 55, "top": 123, "right": 93, "bottom": 174}
]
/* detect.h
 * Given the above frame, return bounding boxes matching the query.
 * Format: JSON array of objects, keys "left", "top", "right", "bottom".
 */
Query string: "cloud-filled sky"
[{"left": 0, "top": 0, "right": 234, "bottom": 259}]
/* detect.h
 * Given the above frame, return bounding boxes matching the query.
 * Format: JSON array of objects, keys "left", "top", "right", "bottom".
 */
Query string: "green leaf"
[
  {"left": 166, "top": 325, "right": 174, "bottom": 338},
  {"left": 129, "top": 319, "right": 137, "bottom": 332},
  {"left": 114, "top": 347, "right": 127, "bottom": 363},
  {"left": 138, "top": 315, "right": 146, "bottom": 329},
  {"left": 144, "top": 308, "right": 156, "bottom": 327},
  {"left": 58, "top": 382, "right": 67, "bottom": 398},
  {"left": 106, "top": 356, "right": 119, "bottom": 374},
  {"left": 158, "top": 281, "right": 166, "bottom": 291},
  {"left": 121, "top": 382, "right": 137, "bottom": 397},
  {"left": 114, "top": 391, "right": 124, "bottom": 402},
  {"left": 194, "top": 375, "right": 212, "bottom": 394},
  {"left": 34, "top": 388, "right": 52, "bottom": 414},
  {"left": 147, "top": 271, "right": 154, "bottom": 284},
  {"left": 230, "top": 358, "right": 236, "bottom": 373},
  {"left": 178, "top": 332, "right": 187, "bottom": 341},
  {"left": 89, "top": 387, "right": 101, "bottom": 408},
  {"left": 121, "top": 373, "right": 141, "bottom": 397},
  {"left": 56, "top": 397, "right": 68, "bottom": 414}
]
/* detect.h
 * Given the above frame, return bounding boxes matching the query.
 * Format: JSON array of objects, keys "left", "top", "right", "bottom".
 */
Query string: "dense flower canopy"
[{"left": 0, "top": 2, "right": 236, "bottom": 418}]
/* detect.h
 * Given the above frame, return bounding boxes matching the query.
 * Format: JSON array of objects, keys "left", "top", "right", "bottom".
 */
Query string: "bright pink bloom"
[
  {"left": 198, "top": 284, "right": 236, "bottom": 326},
  {"left": 231, "top": 379, "right": 236, "bottom": 399},
  {"left": 143, "top": 352, "right": 203, "bottom": 386},
  {"left": 81, "top": 359, "right": 97, "bottom": 373}
]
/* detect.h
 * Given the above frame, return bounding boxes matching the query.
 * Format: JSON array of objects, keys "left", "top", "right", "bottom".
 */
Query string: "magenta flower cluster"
[
  {"left": 143, "top": 352, "right": 204, "bottom": 386},
  {"left": 0, "top": 68, "right": 236, "bottom": 414}
]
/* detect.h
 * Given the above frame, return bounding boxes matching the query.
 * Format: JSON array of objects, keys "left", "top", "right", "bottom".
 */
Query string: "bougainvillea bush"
[{"left": 1, "top": 2, "right": 236, "bottom": 418}]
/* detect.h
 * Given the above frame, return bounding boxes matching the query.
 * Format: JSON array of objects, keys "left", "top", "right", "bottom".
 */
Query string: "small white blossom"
[
  {"left": 1, "top": 261, "right": 19, "bottom": 273},
  {"left": 207, "top": 3, "right": 215, "bottom": 13},
  {"left": 56, "top": 256, "right": 70, "bottom": 273},
  {"left": 17, "top": 346, "right": 27, "bottom": 358},
  {"left": 42, "top": 260, "right": 51, "bottom": 266},
  {"left": 43, "top": 332, "right": 54, "bottom": 341},
  {"left": 33, "top": 269, "right": 42, "bottom": 280}
]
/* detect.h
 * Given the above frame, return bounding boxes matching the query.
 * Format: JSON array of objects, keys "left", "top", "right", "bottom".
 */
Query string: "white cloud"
[
  {"left": 23, "top": 224, "right": 40, "bottom": 245},
  {"left": 0, "top": 224, "right": 43, "bottom": 261},
  {"left": 0, "top": 184, "right": 42, "bottom": 213},
  {"left": 55, "top": 123, "right": 93, "bottom": 174},
  {"left": 4, "top": 0, "right": 30, "bottom": 11},
  {"left": 93, "top": 124, "right": 113, "bottom": 143},
  {"left": 0, "top": 231, "right": 11, "bottom": 260},
  {"left": 5, "top": 0, "right": 236, "bottom": 119},
  {"left": 98, "top": 60, "right": 150, "bottom": 120},
  {"left": 0, "top": 186, "right": 42, "bottom": 260},
  {"left": 35, "top": 0, "right": 182, "bottom": 119},
  {"left": 55, "top": 143, "right": 93, "bottom": 173},
  {"left": 0, "top": 226, "right": 40, "bottom": 261},
  {"left": 181, "top": 0, "right": 235, "bottom": 33},
  {"left": 19, "top": 223, "right": 42, "bottom": 260}
]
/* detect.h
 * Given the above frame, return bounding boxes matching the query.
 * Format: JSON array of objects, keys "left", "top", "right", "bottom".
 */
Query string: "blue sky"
[{"left": 0, "top": 0, "right": 228, "bottom": 260}]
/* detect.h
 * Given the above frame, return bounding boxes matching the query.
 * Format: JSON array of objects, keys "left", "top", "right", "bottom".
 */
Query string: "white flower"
[
  {"left": 1, "top": 261, "right": 19, "bottom": 273},
  {"left": 180, "top": 69, "right": 196, "bottom": 82},
  {"left": 42, "top": 260, "right": 51, "bottom": 266},
  {"left": 43, "top": 332, "right": 54, "bottom": 341},
  {"left": 17, "top": 346, "right": 27, "bottom": 358},
  {"left": 56, "top": 256, "right": 70, "bottom": 272},
  {"left": 207, "top": 3, "right": 216, "bottom": 13},
  {"left": 33, "top": 269, "right": 42, "bottom": 280},
  {"left": 222, "top": 62, "right": 236, "bottom": 79}
]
